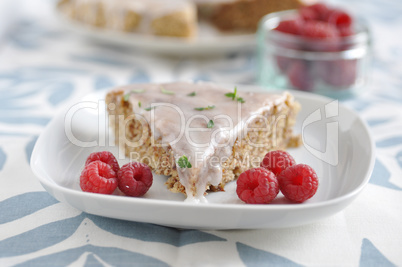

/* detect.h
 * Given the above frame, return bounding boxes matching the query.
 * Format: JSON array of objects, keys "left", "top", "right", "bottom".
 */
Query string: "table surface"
[{"left": 1, "top": 0, "right": 402, "bottom": 266}]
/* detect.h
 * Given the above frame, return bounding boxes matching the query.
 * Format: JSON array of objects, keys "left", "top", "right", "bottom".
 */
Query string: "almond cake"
[{"left": 105, "top": 82, "right": 301, "bottom": 202}]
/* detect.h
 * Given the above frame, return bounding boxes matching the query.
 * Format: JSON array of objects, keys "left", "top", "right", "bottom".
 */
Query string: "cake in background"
[
  {"left": 195, "top": 0, "right": 304, "bottom": 32},
  {"left": 57, "top": 0, "right": 306, "bottom": 38},
  {"left": 57, "top": 0, "right": 197, "bottom": 38}
]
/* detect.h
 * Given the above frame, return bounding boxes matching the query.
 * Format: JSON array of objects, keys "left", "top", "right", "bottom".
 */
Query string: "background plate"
[
  {"left": 30, "top": 85, "right": 375, "bottom": 229},
  {"left": 56, "top": 8, "right": 256, "bottom": 56}
]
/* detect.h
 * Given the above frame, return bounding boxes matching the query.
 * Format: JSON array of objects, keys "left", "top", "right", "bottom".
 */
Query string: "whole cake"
[
  {"left": 58, "top": 0, "right": 304, "bottom": 38},
  {"left": 106, "top": 82, "right": 300, "bottom": 202}
]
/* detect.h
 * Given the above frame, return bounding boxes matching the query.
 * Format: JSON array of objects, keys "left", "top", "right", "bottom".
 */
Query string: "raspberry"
[
  {"left": 80, "top": 161, "right": 118, "bottom": 194},
  {"left": 301, "top": 21, "right": 339, "bottom": 39},
  {"left": 260, "top": 150, "right": 296, "bottom": 176},
  {"left": 236, "top": 168, "right": 279, "bottom": 204},
  {"left": 278, "top": 164, "right": 319, "bottom": 203},
  {"left": 299, "top": 6, "right": 320, "bottom": 21},
  {"left": 308, "top": 3, "right": 331, "bottom": 21},
  {"left": 286, "top": 60, "right": 314, "bottom": 91},
  {"left": 338, "top": 26, "right": 355, "bottom": 37},
  {"left": 326, "top": 9, "right": 353, "bottom": 28},
  {"left": 322, "top": 59, "right": 357, "bottom": 87},
  {"left": 275, "top": 19, "right": 301, "bottom": 35},
  {"left": 85, "top": 151, "right": 120, "bottom": 174},
  {"left": 275, "top": 56, "right": 293, "bottom": 73},
  {"left": 117, "top": 162, "right": 153, "bottom": 197}
]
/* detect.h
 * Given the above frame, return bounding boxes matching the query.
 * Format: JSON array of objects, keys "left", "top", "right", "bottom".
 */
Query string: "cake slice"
[
  {"left": 58, "top": 0, "right": 197, "bottom": 38},
  {"left": 194, "top": 0, "right": 304, "bottom": 32},
  {"left": 106, "top": 82, "right": 300, "bottom": 202}
]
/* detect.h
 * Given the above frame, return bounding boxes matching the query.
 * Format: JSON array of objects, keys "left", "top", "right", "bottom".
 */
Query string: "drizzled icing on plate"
[{"left": 117, "top": 81, "right": 287, "bottom": 202}]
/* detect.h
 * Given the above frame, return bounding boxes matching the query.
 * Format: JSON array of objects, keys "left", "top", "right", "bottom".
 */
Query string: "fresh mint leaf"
[
  {"left": 161, "top": 87, "right": 175, "bottom": 95},
  {"left": 237, "top": 97, "right": 245, "bottom": 103},
  {"left": 225, "top": 92, "right": 235, "bottom": 98},
  {"left": 194, "top": 105, "right": 215, "bottom": 111},
  {"left": 233, "top": 86, "right": 237, "bottom": 100},
  {"left": 187, "top": 91, "right": 196, "bottom": 97},
  {"left": 178, "top": 155, "right": 192, "bottom": 168},
  {"left": 225, "top": 86, "right": 245, "bottom": 103},
  {"left": 123, "top": 89, "right": 145, "bottom": 101},
  {"left": 207, "top": 119, "right": 214, "bottom": 128},
  {"left": 124, "top": 94, "right": 129, "bottom": 102},
  {"left": 144, "top": 106, "right": 155, "bottom": 111}
]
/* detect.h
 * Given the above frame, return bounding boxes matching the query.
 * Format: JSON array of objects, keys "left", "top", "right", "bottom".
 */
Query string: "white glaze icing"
[{"left": 116, "top": 81, "right": 288, "bottom": 202}]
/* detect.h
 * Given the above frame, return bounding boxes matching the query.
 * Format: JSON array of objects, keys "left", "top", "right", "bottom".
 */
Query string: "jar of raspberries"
[{"left": 257, "top": 3, "right": 371, "bottom": 98}]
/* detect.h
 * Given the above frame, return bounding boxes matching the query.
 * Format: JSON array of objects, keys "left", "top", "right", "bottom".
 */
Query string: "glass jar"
[{"left": 257, "top": 10, "right": 371, "bottom": 98}]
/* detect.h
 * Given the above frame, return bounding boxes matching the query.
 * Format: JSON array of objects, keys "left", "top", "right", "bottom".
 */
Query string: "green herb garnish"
[
  {"left": 138, "top": 101, "right": 142, "bottom": 108},
  {"left": 144, "top": 106, "right": 155, "bottom": 111},
  {"left": 207, "top": 119, "right": 214, "bottom": 128},
  {"left": 237, "top": 97, "right": 245, "bottom": 103},
  {"left": 194, "top": 105, "right": 215, "bottom": 111},
  {"left": 177, "top": 155, "right": 192, "bottom": 168},
  {"left": 161, "top": 87, "right": 175, "bottom": 95},
  {"left": 225, "top": 86, "right": 245, "bottom": 103},
  {"left": 225, "top": 86, "right": 238, "bottom": 100},
  {"left": 187, "top": 91, "right": 196, "bottom": 97},
  {"left": 123, "top": 89, "right": 145, "bottom": 101},
  {"left": 124, "top": 94, "right": 130, "bottom": 102}
]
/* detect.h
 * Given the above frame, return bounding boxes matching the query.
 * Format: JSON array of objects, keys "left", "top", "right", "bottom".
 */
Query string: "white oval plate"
[
  {"left": 56, "top": 8, "right": 256, "bottom": 56},
  {"left": 30, "top": 85, "right": 375, "bottom": 229}
]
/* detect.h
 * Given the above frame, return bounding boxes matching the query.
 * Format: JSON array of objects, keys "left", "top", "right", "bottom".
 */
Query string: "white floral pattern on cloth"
[{"left": 0, "top": 0, "right": 402, "bottom": 266}]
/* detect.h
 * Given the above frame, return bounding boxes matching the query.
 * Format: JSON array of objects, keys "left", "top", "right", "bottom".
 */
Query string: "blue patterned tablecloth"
[{"left": 1, "top": 0, "right": 402, "bottom": 266}]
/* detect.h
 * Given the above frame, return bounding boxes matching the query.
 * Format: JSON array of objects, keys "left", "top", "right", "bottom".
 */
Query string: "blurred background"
[{"left": 1, "top": 0, "right": 401, "bottom": 104}]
